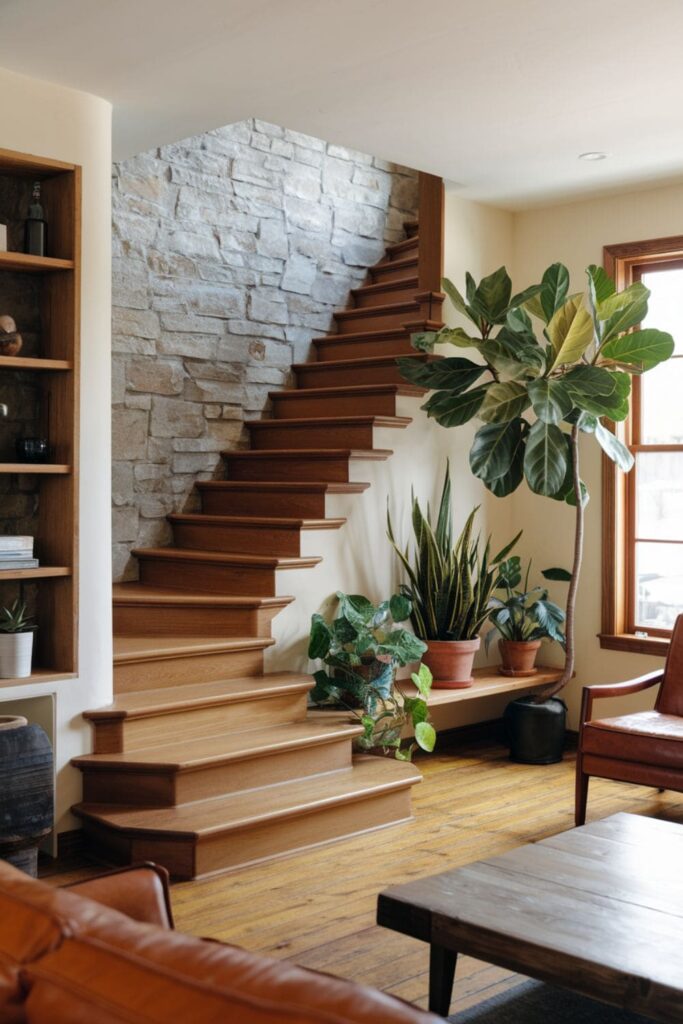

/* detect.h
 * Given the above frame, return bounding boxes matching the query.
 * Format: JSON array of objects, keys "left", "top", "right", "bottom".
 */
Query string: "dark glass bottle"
[{"left": 25, "top": 181, "right": 47, "bottom": 257}]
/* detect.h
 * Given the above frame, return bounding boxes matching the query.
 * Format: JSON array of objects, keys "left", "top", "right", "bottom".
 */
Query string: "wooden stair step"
[
  {"left": 84, "top": 673, "right": 313, "bottom": 754},
  {"left": 403, "top": 219, "right": 419, "bottom": 237},
  {"left": 133, "top": 548, "right": 322, "bottom": 597},
  {"left": 333, "top": 291, "right": 443, "bottom": 333},
  {"left": 113, "top": 635, "right": 275, "bottom": 692},
  {"left": 370, "top": 254, "right": 418, "bottom": 284},
  {"left": 350, "top": 276, "right": 419, "bottom": 307},
  {"left": 73, "top": 719, "right": 364, "bottom": 806},
  {"left": 294, "top": 352, "right": 435, "bottom": 389},
  {"left": 113, "top": 584, "right": 291, "bottom": 637},
  {"left": 385, "top": 235, "right": 418, "bottom": 260},
  {"left": 73, "top": 756, "right": 421, "bottom": 879},
  {"left": 196, "top": 480, "right": 370, "bottom": 518},
  {"left": 246, "top": 414, "right": 411, "bottom": 450},
  {"left": 270, "top": 383, "right": 423, "bottom": 419},
  {"left": 168, "top": 512, "right": 345, "bottom": 556},
  {"left": 311, "top": 320, "right": 442, "bottom": 362},
  {"left": 222, "top": 448, "right": 392, "bottom": 483}
]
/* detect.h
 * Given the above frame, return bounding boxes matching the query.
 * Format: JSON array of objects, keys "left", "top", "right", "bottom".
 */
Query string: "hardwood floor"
[{"left": 46, "top": 735, "right": 683, "bottom": 1015}]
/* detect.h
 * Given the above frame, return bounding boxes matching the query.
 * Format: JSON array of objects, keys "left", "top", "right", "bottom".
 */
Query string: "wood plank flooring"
[{"left": 46, "top": 735, "right": 683, "bottom": 1015}]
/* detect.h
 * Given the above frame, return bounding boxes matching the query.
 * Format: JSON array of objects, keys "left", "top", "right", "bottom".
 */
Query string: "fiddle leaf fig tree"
[{"left": 400, "top": 264, "right": 675, "bottom": 698}]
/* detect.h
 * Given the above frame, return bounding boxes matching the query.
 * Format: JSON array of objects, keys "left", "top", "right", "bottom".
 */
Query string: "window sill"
[{"left": 599, "top": 633, "right": 670, "bottom": 656}]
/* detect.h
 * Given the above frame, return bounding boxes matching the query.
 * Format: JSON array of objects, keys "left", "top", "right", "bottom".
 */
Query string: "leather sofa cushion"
[
  {"left": 583, "top": 711, "right": 683, "bottom": 769},
  {"left": 23, "top": 917, "right": 435, "bottom": 1024}
]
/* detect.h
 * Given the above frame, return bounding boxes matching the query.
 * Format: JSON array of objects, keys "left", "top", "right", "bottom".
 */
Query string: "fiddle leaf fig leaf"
[
  {"left": 563, "top": 364, "right": 617, "bottom": 397},
  {"left": 547, "top": 295, "right": 594, "bottom": 367},
  {"left": 600, "top": 286, "right": 649, "bottom": 343},
  {"left": 586, "top": 264, "right": 615, "bottom": 307},
  {"left": 600, "top": 328, "right": 675, "bottom": 372},
  {"left": 397, "top": 356, "right": 486, "bottom": 392},
  {"left": 421, "top": 385, "right": 488, "bottom": 427},
  {"left": 508, "top": 283, "right": 543, "bottom": 313},
  {"left": 528, "top": 378, "right": 574, "bottom": 425},
  {"left": 411, "top": 331, "right": 439, "bottom": 352},
  {"left": 474, "top": 266, "right": 512, "bottom": 324},
  {"left": 438, "top": 327, "right": 482, "bottom": 349},
  {"left": 442, "top": 277, "right": 480, "bottom": 329},
  {"left": 540, "top": 263, "right": 570, "bottom": 322},
  {"left": 523, "top": 420, "right": 568, "bottom": 496},
  {"left": 470, "top": 419, "right": 525, "bottom": 484},
  {"left": 594, "top": 422, "right": 635, "bottom": 471},
  {"left": 479, "top": 382, "right": 530, "bottom": 423}
]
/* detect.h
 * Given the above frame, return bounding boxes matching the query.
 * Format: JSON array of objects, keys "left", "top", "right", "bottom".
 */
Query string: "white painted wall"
[{"left": 0, "top": 67, "right": 113, "bottom": 835}]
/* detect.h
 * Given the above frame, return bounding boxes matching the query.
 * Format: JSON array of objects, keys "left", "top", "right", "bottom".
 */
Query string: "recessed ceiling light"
[{"left": 579, "top": 151, "right": 607, "bottom": 161}]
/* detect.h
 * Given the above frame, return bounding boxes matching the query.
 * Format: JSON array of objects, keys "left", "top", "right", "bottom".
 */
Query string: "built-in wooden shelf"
[
  {"left": 0, "top": 250, "right": 74, "bottom": 273},
  {"left": 0, "top": 356, "right": 73, "bottom": 371},
  {"left": 0, "top": 463, "right": 71, "bottom": 474},
  {"left": 0, "top": 669, "right": 77, "bottom": 689},
  {"left": 0, "top": 567, "right": 71, "bottom": 581}
]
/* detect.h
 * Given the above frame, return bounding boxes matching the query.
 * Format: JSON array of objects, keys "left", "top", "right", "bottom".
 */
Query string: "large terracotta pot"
[
  {"left": 423, "top": 637, "right": 480, "bottom": 689},
  {"left": 498, "top": 639, "right": 542, "bottom": 677}
]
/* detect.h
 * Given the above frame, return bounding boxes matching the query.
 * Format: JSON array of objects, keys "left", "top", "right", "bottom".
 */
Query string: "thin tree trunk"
[{"left": 541, "top": 422, "right": 584, "bottom": 700}]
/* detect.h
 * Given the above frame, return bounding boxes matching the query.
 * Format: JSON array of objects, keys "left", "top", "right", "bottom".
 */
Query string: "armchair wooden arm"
[
  {"left": 63, "top": 862, "right": 174, "bottom": 929},
  {"left": 579, "top": 670, "right": 664, "bottom": 726}
]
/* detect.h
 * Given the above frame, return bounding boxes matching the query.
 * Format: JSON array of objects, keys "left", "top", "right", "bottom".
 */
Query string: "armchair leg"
[{"left": 575, "top": 762, "right": 589, "bottom": 827}]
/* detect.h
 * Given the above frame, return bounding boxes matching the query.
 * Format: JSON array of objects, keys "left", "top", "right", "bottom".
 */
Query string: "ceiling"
[{"left": 1, "top": 0, "right": 683, "bottom": 208}]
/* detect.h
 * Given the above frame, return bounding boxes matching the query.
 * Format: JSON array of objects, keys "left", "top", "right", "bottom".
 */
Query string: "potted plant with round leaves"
[
  {"left": 486, "top": 557, "right": 568, "bottom": 676},
  {"left": 399, "top": 263, "right": 674, "bottom": 762},
  {"left": 0, "top": 599, "right": 35, "bottom": 679},
  {"left": 387, "top": 461, "right": 520, "bottom": 687}
]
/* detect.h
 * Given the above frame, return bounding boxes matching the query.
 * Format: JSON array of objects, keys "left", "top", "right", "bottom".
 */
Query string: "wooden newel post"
[{"left": 417, "top": 172, "right": 445, "bottom": 295}]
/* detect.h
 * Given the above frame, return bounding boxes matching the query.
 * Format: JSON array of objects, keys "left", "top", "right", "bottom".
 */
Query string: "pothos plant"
[
  {"left": 308, "top": 592, "right": 436, "bottom": 759},
  {"left": 399, "top": 264, "right": 675, "bottom": 697}
]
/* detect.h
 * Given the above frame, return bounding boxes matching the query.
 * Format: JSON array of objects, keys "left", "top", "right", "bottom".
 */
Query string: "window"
[{"left": 601, "top": 236, "right": 683, "bottom": 655}]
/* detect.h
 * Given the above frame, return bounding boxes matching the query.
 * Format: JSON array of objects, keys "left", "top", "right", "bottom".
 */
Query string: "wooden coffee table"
[{"left": 377, "top": 813, "right": 683, "bottom": 1021}]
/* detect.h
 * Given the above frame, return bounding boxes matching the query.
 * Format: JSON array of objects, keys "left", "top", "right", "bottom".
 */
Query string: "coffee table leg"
[{"left": 429, "top": 943, "right": 457, "bottom": 1016}]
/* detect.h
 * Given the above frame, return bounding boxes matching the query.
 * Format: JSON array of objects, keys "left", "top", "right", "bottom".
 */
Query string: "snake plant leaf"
[
  {"left": 523, "top": 419, "right": 568, "bottom": 496},
  {"left": 442, "top": 277, "right": 481, "bottom": 329},
  {"left": 547, "top": 295, "right": 594, "bottom": 368},
  {"left": 594, "top": 422, "right": 635, "bottom": 471},
  {"left": 421, "top": 385, "right": 488, "bottom": 427},
  {"left": 308, "top": 614, "right": 332, "bottom": 659},
  {"left": 415, "top": 721, "right": 437, "bottom": 753},
  {"left": 470, "top": 419, "right": 524, "bottom": 484},
  {"left": 479, "top": 382, "right": 530, "bottom": 423},
  {"left": 435, "top": 462, "right": 453, "bottom": 552},
  {"left": 528, "top": 378, "right": 574, "bottom": 425},
  {"left": 542, "top": 567, "right": 572, "bottom": 582},
  {"left": 539, "top": 263, "right": 570, "bottom": 322},
  {"left": 600, "top": 328, "right": 675, "bottom": 372},
  {"left": 397, "top": 355, "right": 486, "bottom": 392},
  {"left": 473, "top": 266, "right": 513, "bottom": 324},
  {"left": 389, "top": 593, "right": 412, "bottom": 623},
  {"left": 491, "top": 528, "right": 523, "bottom": 565}
]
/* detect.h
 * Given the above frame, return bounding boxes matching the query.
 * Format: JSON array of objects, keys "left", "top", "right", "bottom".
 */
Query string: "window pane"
[
  {"left": 641, "top": 267, "right": 683, "bottom": 355},
  {"left": 635, "top": 542, "right": 683, "bottom": 630},
  {"left": 640, "top": 357, "right": 683, "bottom": 443},
  {"left": 636, "top": 452, "right": 683, "bottom": 540}
]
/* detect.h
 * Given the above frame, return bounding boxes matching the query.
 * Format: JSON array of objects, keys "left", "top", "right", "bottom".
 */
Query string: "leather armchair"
[{"left": 576, "top": 614, "right": 683, "bottom": 825}]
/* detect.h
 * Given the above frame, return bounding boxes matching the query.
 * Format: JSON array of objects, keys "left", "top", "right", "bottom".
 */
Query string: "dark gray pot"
[
  {"left": 0, "top": 719, "right": 53, "bottom": 875},
  {"left": 504, "top": 696, "right": 567, "bottom": 765}
]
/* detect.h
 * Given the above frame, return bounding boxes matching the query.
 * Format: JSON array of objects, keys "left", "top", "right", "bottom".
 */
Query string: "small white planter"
[{"left": 0, "top": 631, "right": 34, "bottom": 678}]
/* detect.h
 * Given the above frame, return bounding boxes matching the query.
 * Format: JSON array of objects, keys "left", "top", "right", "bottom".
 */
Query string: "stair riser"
[
  {"left": 113, "top": 602, "right": 278, "bottom": 638},
  {"left": 387, "top": 237, "right": 418, "bottom": 261},
  {"left": 353, "top": 281, "right": 418, "bottom": 308},
  {"left": 223, "top": 456, "right": 351, "bottom": 483},
  {"left": 80, "top": 786, "right": 414, "bottom": 880},
  {"left": 171, "top": 521, "right": 303, "bottom": 557},
  {"left": 114, "top": 646, "right": 265, "bottom": 693},
  {"left": 296, "top": 361, "right": 409, "bottom": 389},
  {"left": 271, "top": 392, "right": 398, "bottom": 419},
  {"left": 249, "top": 423, "right": 376, "bottom": 451},
  {"left": 334, "top": 295, "right": 442, "bottom": 333},
  {"left": 138, "top": 557, "right": 278, "bottom": 596},
  {"left": 92, "top": 692, "right": 309, "bottom": 755},
  {"left": 198, "top": 487, "right": 326, "bottom": 519},
  {"left": 370, "top": 260, "right": 418, "bottom": 284},
  {"left": 79, "top": 740, "right": 353, "bottom": 807},
  {"left": 313, "top": 336, "right": 415, "bottom": 362}
]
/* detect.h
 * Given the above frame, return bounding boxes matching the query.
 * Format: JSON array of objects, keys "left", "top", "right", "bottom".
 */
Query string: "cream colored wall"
[
  {"left": 0, "top": 67, "right": 113, "bottom": 836},
  {"left": 511, "top": 182, "right": 683, "bottom": 726}
]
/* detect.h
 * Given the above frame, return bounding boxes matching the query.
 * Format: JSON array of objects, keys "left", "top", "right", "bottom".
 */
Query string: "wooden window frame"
[{"left": 600, "top": 235, "right": 683, "bottom": 656}]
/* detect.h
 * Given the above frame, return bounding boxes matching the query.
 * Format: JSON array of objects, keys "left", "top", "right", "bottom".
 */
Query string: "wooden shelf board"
[
  {"left": 400, "top": 665, "right": 563, "bottom": 707},
  {"left": 0, "top": 250, "right": 74, "bottom": 273},
  {"left": 0, "top": 566, "right": 71, "bottom": 580},
  {"left": 0, "top": 356, "right": 72, "bottom": 371},
  {"left": 0, "top": 463, "right": 71, "bottom": 474},
  {"left": 0, "top": 669, "right": 76, "bottom": 689}
]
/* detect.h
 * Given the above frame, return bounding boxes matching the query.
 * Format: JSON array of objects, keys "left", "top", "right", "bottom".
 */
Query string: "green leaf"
[
  {"left": 600, "top": 283, "right": 649, "bottom": 342},
  {"left": 524, "top": 292, "right": 547, "bottom": 323},
  {"left": 397, "top": 356, "right": 486, "bottom": 392},
  {"left": 404, "top": 695, "right": 429, "bottom": 725},
  {"left": 336, "top": 593, "right": 374, "bottom": 629},
  {"left": 594, "top": 422, "right": 635, "bottom": 471},
  {"left": 601, "top": 328, "right": 675, "bottom": 372},
  {"left": 497, "top": 556, "right": 522, "bottom": 589},
  {"left": 415, "top": 721, "right": 436, "bottom": 753},
  {"left": 474, "top": 267, "right": 513, "bottom": 324},
  {"left": 563, "top": 364, "right": 617, "bottom": 397},
  {"left": 310, "top": 669, "right": 336, "bottom": 703},
  {"left": 586, "top": 264, "right": 615, "bottom": 306},
  {"left": 331, "top": 616, "right": 358, "bottom": 644},
  {"left": 470, "top": 419, "right": 525, "bottom": 484},
  {"left": 480, "top": 336, "right": 545, "bottom": 380},
  {"left": 442, "top": 277, "right": 480, "bottom": 328},
  {"left": 505, "top": 306, "right": 534, "bottom": 336},
  {"left": 547, "top": 295, "right": 594, "bottom": 367},
  {"left": 421, "top": 385, "right": 488, "bottom": 427},
  {"left": 542, "top": 567, "right": 572, "bottom": 582},
  {"left": 389, "top": 593, "right": 412, "bottom": 623},
  {"left": 479, "top": 382, "right": 530, "bottom": 423},
  {"left": 411, "top": 331, "right": 438, "bottom": 352},
  {"left": 523, "top": 420, "right": 568, "bottom": 496},
  {"left": 438, "top": 327, "right": 482, "bottom": 349},
  {"left": 411, "top": 662, "right": 433, "bottom": 697},
  {"left": 540, "top": 263, "right": 570, "bottom": 322},
  {"left": 308, "top": 614, "right": 331, "bottom": 659},
  {"left": 528, "top": 378, "right": 573, "bottom": 425},
  {"left": 508, "top": 283, "right": 542, "bottom": 312}
]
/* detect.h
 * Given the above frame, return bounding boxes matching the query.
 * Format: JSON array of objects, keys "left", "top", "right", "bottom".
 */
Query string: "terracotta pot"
[
  {"left": 423, "top": 637, "right": 480, "bottom": 689},
  {"left": 498, "top": 639, "right": 542, "bottom": 677}
]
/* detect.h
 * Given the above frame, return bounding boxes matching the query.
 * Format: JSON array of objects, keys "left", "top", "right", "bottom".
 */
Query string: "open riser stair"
[{"left": 74, "top": 176, "right": 444, "bottom": 879}]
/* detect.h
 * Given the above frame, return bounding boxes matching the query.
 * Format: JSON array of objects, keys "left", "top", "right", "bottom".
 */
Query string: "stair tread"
[
  {"left": 334, "top": 295, "right": 439, "bottom": 320},
  {"left": 73, "top": 757, "right": 422, "bottom": 838},
  {"left": 247, "top": 415, "right": 411, "bottom": 429},
  {"left": 73, "top": 719, "right": 363, "bottom": 771},
  {"left": 167, "top": 513, "right": 346, "bottom": 530},
  {"left": 372, "top": 255, "right": 418, "bottom": 272},
  {"left": 113, "top": 584, "right": 292, "bottom": 607},
  {"left": 311, "top": 321, "right": 441, "bottom": 346},
  {"left": 385, "top": 236, "right": 419, "bottom": 256},
  {"left": 271, "top": 383, "right": 422, "bottom": 400},
  {"left": 132, "top": 548, "right": 323, "bottom": 568},
  {"left": 196, "top": 481, "right": 370, "bottom": 493},
  {"left": 84, "top": 673, "right": 313, "bottom": 721},
  {"left": 113, "top": 635, "right": 274, "bottom": 664},
  {"left": 222, "top": 448, "right": 393, "bottom": 460},
  {"left": 350, "top": 276, "right": 418, "bottom": 296},
  {"left": 294, "top": 353, "right": 433, "bottom": 372}
]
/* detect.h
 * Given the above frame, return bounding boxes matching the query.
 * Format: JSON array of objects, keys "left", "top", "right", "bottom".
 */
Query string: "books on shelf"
[
  {"left": 0, "top": 559, "right": 39, "bottom": 570},
  {"left": 0, "top": 536, "right": 37, "bottom": 570}
]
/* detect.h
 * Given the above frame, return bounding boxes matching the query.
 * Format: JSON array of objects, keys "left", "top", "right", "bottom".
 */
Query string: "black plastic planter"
[{"left": 504, "top": 696, "right": 567, "bottom": 765}]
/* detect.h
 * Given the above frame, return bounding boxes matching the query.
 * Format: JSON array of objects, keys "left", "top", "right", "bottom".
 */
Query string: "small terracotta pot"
[
  {"left": 423, "top": 637, "right": 480, "bottom": 689},
  {"left": 498, "top": 639, "right": 542, "bottom": 677}
]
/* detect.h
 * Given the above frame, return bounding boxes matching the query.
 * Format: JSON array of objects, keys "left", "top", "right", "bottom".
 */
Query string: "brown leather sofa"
[
  {"left": 576, "top": 614, "right": 683, "bottom": 825},
  {"left": 0, "top": 859, "right": 437, "bottom": 1023}
]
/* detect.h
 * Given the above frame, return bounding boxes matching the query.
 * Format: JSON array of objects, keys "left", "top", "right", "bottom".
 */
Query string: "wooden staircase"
[{"left": 73, "top": 175, "right": 445, "bottom": 880}]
